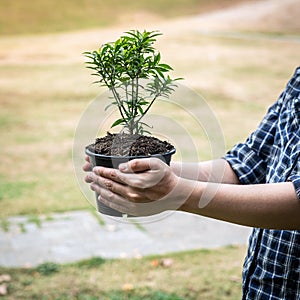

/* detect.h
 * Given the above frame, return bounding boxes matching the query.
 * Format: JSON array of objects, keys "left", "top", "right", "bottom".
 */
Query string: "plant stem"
[
  {"left": 134, "top": 76, "right": 139, "bottom": 134},
  {"left": 135, "top": 93, "right": 159, "bottom": 126},
  {"left": 131, "top": 78, "right": 135, "bottom": 134},
  {"left": 98, "top": 55, "right": 130, "bottom": 128},
  {"left": 110, "top": 86, "right": 129, "bottom": 126}
]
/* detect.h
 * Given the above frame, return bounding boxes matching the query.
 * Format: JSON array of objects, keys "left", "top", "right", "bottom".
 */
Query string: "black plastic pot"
[{"left": 85, "top": 147, "right": 176, "bottom": 217}]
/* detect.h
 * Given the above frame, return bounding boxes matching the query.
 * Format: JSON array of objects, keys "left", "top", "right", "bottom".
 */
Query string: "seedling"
[{"left": 84, "top": 30, "right": 181, "bottom": 135}]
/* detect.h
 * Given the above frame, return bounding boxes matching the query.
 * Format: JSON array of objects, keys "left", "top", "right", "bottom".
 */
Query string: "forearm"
[
  {"left": 89, "top": 157, "right": 299, "bottom": 228},
  {"left": 171, "top": 159, "right": 240, "bottom": 184},
  {"left": 179, "top": 180, "right": 300, "bottom": 230}
]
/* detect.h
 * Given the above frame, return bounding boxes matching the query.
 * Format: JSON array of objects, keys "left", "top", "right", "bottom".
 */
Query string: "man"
[{"left": 83, "top": 66, "right": 300, "bottom": 299}]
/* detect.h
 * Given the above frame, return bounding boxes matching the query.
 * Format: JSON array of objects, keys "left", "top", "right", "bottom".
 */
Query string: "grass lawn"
[
  {"left": 0, "top": 245, "right": 246, "bottom": 299},
  {"left": 0, "top": 0, "right": 248, "bottom": 36}
]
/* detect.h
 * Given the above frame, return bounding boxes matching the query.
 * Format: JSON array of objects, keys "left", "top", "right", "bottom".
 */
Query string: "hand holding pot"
[{"left": 87, "top": 158, "right": 188, "bottom": 216}]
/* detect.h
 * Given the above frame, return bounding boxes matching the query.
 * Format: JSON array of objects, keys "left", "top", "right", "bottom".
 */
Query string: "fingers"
[
  {"left": 93, "top": 165, "right": 160, "bottom": 189},
  {"left": 119, "top": 157, "right": 162, "bottom": 173},
  {"left": 96, "top": 189, "right": 157, "bottom": 217},
  {"left": 92, "top": 166, "right": 126, "bottom": 185},
  {"left": 88, "top": 158, "right": 164, "bottom": 183},
  {"left": 82, "top": 156, "right": 92, "bottom": 172},
  {"left": 89, "top": 171, "right": 114, "bottom": 190},
  {"left": 91, "top": 183, "right": 133, "bottom": 214},
  {"left": 87, "top": 157, "right": 171, "bottom": 204},
  {"left": 86, "top": 160, "right": 182, "bottom": 216},
  {"left": 84, "top": 157, "right": 169, "bottom": 215},
  {"left": 85, "top": 173, "right": 93, "bottom": 183},
  {"left": 83, "top": 162, "right": 92, "bottom": 172},
  {"left": 89, "top": 170, "right": 149, "bottom": 203}
]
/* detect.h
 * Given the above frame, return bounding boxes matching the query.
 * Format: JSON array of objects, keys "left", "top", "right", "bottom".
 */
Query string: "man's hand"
[{"left": 85, "top": 158, "right": 188, "bottom": 216}]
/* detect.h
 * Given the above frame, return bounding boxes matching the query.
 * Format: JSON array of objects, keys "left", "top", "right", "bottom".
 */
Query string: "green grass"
[
  {"left": 0, "top": 0, "right": 247, "bottom": 36},
  {"left": 0, "top": 245, "right": 246, "bottom": 299},
  {"left": 0, "top": 177, "right": 36, "bottom": 202},
  {"left": 0, "top": 217, "right": 10, "bottom": 232}
]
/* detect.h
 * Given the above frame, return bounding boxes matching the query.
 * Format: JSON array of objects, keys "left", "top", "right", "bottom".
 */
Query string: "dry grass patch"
[
  {"left": 0, "top": 245, "right": 246, "bottom": 300},
  {"left": 0, "top": 0, "right": 248, "bottom": 35}
]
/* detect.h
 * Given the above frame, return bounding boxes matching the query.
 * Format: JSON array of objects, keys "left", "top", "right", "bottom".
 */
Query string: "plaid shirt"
[{"left": 225, "top": 67, "right": 300, "bottom": 300}]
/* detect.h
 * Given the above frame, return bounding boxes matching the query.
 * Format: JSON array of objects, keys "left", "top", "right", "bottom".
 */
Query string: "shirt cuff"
[
  {"left": 288, "top": 175, "right": 300, "bottom": 201},
  {"left": 224, "top": 143, "right": 267, "bottom": 185}
]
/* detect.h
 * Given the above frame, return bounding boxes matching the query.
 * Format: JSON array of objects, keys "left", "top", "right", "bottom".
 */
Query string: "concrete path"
[{"left": 0, "top": 210, "right": 251, "bottom": 267}]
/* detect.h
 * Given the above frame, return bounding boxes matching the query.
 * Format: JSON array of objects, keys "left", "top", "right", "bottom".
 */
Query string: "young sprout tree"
[{"left": 84, "top": 30, "right": 181, "bottom": 135}]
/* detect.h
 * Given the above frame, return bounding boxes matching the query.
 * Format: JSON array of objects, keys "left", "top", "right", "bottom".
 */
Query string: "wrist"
[{"left": 177, "top": 178, "right": 204, "bottom": 213}]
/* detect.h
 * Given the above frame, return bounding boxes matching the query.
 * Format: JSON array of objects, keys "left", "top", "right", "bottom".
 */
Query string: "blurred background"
[{"left": 0, "top": 0, "right": 299, "bottom": 299}]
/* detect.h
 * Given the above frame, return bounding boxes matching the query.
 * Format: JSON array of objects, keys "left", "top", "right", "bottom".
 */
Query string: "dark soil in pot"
[
  {"left": 86, "top": 133, "right": 176, "bottom": 217},
  {"left": 87, "top": 132, "right": 174, "bottom": 156}
]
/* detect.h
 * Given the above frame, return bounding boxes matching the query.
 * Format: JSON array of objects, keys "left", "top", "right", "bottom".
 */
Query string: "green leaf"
[
  {"left": 138, "top": 101, "right": 149, "bottom": 105},
  {"left": 111, "top": 118, "right": 126, "bottom": 128},
  {"left": 154, "top": 53, "right": 161, "bottom": 65},
  {"left": 137, "top": 106, "right": 144, "bottom": 114},
  {"left": 158, "top": 63, "right": 173, "bottom": 70},
  {"left": 104, "top": 102, "right": 117, "bottom": 111}
]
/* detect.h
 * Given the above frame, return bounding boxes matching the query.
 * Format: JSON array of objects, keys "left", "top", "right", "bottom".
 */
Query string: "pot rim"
[{"left": 85, "top": 146, "right": 176, "bottom": 160}]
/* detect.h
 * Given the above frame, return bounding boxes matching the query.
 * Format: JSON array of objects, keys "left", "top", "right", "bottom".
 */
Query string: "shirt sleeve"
[
  {"left": 289, "top": 175, "right": 300, "bottom": 200},
  {"left": 224, "top": 90, "right": 285, "bottom": 185},
  {"left": 225, "top": 143, "right": 268, "bottom": 184}
]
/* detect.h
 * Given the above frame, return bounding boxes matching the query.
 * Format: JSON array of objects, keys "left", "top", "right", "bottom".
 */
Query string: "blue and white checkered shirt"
[{"left": 225, "top": 67, "right": 300, "bottom": 299}]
